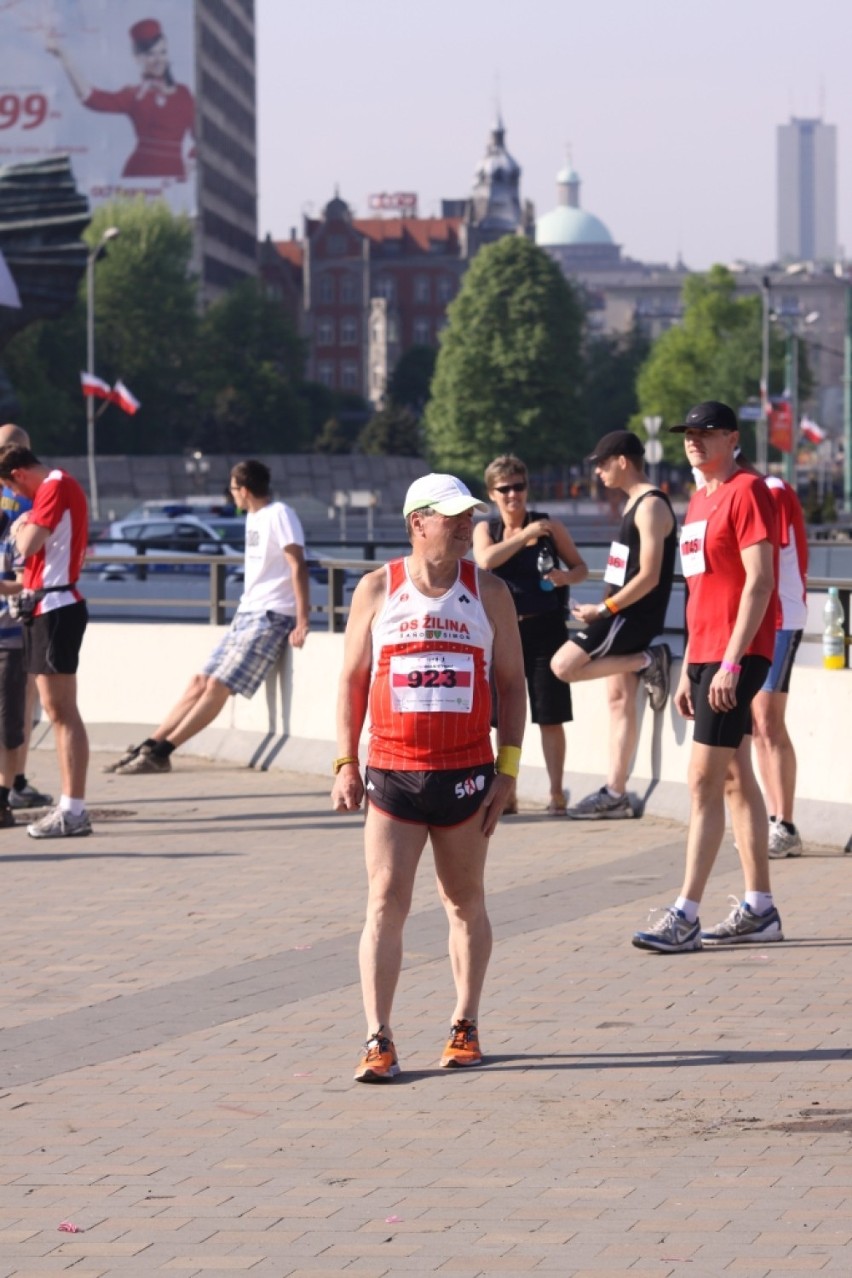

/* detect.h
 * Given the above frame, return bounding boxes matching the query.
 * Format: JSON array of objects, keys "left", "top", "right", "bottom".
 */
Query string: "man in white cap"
[{"left": 332, "top": 473, "right": 525, "bottom": 1083}]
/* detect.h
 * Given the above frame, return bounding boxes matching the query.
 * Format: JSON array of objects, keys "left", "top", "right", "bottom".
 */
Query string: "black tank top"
[
  {"left": 487, "top": 510, "right": 567, "bottom": 617},
  {"left": 605, "top": 489, "right": 676, "bottom": 633}
]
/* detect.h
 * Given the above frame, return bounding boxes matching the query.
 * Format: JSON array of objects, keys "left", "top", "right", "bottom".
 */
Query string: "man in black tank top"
[{"left": 550, "top": 431, "right": 677, "bottom": 819}]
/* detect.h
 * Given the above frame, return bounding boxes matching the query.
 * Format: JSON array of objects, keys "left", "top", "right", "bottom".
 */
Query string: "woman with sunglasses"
[{"left": 473, "top": 454, "right": 588, "bottom": 814}]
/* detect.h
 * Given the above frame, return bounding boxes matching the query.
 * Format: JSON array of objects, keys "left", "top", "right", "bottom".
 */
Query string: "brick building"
[{"left": 260, "top": 118, "right": 531, "bottom": 405}]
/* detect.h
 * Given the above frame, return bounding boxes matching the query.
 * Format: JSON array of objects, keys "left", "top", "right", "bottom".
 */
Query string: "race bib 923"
[{"left": 389, "top": 651, "right": 474, "bottom": 713}]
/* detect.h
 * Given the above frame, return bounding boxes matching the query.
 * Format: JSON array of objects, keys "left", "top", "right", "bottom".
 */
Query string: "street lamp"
[
  {"left": 758, "top": 275, "right": 772, "bottom": 472},
  {"left": 775, "top": 308, "right": 819, "bottom": 483},
  {"left": 86, "top": 225, "right": 120, "bottom": 520}
]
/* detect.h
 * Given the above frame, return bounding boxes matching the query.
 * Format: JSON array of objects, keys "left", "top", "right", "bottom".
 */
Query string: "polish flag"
[
  {"left": 110, "top": 379, "right": 140, "bottom": 415},
  {"left": 80, "top": 372, "right": 112, "bottom": 400},
  {"left": 800, "top": 416, "right": 826, "bottom": 445}
]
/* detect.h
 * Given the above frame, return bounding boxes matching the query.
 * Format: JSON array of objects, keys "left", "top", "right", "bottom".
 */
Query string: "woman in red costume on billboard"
[{"left": 46, "top": 18, "right": 195, "bottom": 180}]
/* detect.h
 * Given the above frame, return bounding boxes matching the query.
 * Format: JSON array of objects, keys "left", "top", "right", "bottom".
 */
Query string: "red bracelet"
[{"left": 720, "top": 660, "right": 742, "bottom": 674}]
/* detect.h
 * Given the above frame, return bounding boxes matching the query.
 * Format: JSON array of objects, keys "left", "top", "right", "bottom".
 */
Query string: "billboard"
[{"left": 0, "top": 1, "right": 196, "bottom": 216}]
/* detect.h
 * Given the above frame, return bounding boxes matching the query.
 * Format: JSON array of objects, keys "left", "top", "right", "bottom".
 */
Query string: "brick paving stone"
[{"left": 0, "top": 756, "right": 850, "bottom": 1275}]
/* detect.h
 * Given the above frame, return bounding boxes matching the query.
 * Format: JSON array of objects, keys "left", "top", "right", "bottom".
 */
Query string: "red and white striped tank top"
[{"left": 368, "top": 557, "right": 494, "bottom": 771}]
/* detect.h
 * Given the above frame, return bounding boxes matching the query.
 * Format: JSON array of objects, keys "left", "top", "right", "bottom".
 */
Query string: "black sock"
[
  {"left": 780, "top": 820, "right": 797, "bottom": 835},
  {"left": 0, "top": 786, "right": 9, "bottom": 809},
  {"left": 151, "top": 740, "right": 176, "bottom": 758},
  {"left": 141, "top": 738, "right": 158, "bottom": 751},
  {"left": 13, "top": 774, "right": 26, "bottom": 792}
]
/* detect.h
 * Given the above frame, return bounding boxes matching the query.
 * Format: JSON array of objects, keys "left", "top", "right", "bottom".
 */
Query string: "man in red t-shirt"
[
  {"left": 632, "top": 402, "right": 782, "bottom": 954},
  {"left": 0, "top": 445, "right": 91, "bottom": 839}
]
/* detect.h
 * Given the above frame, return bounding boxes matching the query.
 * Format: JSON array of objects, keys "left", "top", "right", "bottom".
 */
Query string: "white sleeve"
[{"left": 274, "top": 502, "right": 304, "bottom": 550}]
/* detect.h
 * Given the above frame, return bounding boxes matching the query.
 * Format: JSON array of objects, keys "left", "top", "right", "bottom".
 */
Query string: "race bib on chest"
[
  {"left": 680, "top": 519, "right": 708, "bottom": 577},
  {"left": 604, "top": 540, "right": 629, "bottom": 587},
  {"left": 389, "top": 651, "right": 474, "bottom": 714}
]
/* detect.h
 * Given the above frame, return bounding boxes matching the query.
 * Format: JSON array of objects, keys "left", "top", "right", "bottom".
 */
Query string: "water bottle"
[
  {"left": 536, "top": 544, "right": 555, "bottom": 592},
  {"left": 822, "top": 587, "right": 845, "bottom": 670}
]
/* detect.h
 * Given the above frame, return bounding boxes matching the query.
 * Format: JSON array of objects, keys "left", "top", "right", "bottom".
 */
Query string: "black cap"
[
  {"left": 586, "top": 430, "right": 645, "bottom": 463},
  {"left": 669, "top": 400, "right": 738, "bottom": 433}
]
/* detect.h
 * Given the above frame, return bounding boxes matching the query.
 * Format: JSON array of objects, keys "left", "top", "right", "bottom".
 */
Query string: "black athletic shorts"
[
  {"left": 0, "top": 647, "right": 25, "bottom": 750},
  {"left": 492, "top": 611, "right": 572, "bottom": 727},
  {"left": 365, "top": 763, "right": 496, "bottom": 827},
  {"left": 570, "top": 610, "right": 661, "bottom": 659},
  {"left": 688, "top": 656, "right": 771, "bottom": 749},
  {"left": 24, "top": 600, "right": 88, "bottom": 676}
]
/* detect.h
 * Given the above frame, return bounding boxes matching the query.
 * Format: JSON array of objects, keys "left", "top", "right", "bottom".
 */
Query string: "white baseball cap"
[{"left": 402, "top": 473, "right": 488, "bottom": 518}]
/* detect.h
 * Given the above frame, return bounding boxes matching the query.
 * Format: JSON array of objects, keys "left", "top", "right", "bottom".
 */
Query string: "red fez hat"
[{"left": 129, "top": 18, "right": 163, "bottom": 44}]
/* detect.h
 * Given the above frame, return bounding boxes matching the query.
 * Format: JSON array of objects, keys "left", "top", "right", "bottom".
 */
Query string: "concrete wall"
[{"left": 60, "top": 623, "right": 851, "bottom": 851}]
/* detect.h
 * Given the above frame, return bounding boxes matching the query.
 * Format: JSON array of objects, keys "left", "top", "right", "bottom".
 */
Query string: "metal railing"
[{"left": 83, "top": 549, "right": 852, "bottom": 667}]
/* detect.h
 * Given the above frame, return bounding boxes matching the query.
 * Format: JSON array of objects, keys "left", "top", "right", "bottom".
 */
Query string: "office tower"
[{"left": 777, "top": 116, "right": 837, "bottom": 263}]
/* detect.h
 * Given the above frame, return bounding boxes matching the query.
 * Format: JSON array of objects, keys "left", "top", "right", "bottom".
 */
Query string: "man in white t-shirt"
[{"left": 106, "top": 460, "right": 309, "bottom": 775}]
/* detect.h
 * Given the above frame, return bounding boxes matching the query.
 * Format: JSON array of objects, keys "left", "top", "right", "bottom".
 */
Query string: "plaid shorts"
[{"left": 202, "top": 610, "right": 294, "bottom": 698}]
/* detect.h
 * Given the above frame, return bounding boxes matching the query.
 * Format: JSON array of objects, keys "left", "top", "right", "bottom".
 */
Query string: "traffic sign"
[
  {"left": 643, "top": 415, "right": 663, "bottom": 438},
  {"left": 645, "top": 439, "right": 663, "bottom": 464}
]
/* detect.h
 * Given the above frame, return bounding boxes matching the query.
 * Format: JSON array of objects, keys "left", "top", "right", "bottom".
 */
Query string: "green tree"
[
  {"left": 196, "top": 279, "right": 309, "bottom": 452},
  {"left": 424, "top": 236, "right": 585, "bottom": 480},
  {"left": 86, "top": 200, "right": 200, "bottom": 453},
  {"left": 387, "top": 345, "right": 436, "bottom": 415},
  {"left": 357, "top": 404, "right": 422, "bottom": 456},
  {"left": 634, "top": 265, "right": 792, "bottom": 462},
  {"left": 582, "top": 322, "right": 650, "bottom": 448}
]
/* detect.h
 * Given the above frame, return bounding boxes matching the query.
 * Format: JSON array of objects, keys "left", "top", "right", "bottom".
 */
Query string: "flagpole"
[{"left": 85, "top": 226, "right": 120, "bottom": 521}]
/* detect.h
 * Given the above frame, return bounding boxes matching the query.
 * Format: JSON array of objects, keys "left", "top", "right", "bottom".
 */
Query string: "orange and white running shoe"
[
  {"left": 440, "top": 1019, "right": 482, "bottom": 1068},
  {"left": 353, "top": 1028, "right": 400, "bottom": 1083}
]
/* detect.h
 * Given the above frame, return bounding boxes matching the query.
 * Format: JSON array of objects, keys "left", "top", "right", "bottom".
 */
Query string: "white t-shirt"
[{"left": 238, "top": 501, "right": 305, "bottom": 615}]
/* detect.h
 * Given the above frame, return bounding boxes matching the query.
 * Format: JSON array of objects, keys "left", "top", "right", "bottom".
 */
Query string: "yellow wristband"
[
  {"left": 332, "top": 755, "right": 359, "bottom": 775},
  {"left": 604, "top": 597, "right": 619, "bottom": 615},
  {"left": 495, "top": 745, "right": 521, "bottom": 779}
]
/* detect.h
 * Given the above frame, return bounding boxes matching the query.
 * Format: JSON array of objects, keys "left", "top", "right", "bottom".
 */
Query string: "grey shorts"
[{"left": 202, "top": 611, "right": 294, "bottom": 698}]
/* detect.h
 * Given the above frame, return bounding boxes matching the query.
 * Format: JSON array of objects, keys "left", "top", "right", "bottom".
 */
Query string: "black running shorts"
[
  {"left": 689, "top": 656, "right": 771, "bottom": 749},
  {"left": 0, "top": 647, "right": 25, "bottom": 750},
  {"left": 365, "top": 763, "right": 496, "bottom": 827},
  {"left": 24, "top": 601, "right": 88, "bottom": 676}
]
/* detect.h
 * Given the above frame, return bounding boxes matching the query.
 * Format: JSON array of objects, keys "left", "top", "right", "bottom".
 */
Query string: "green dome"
[{"left": 536, "top": 205, "right": 614, "bottom": 247}]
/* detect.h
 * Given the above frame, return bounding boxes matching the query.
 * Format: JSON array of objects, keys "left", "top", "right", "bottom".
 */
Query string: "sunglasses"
[{"left": 494, "top": 482, "right": 527, "bottom": 495}]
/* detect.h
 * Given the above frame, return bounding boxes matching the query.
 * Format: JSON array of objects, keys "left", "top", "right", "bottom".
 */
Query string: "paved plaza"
[{"left": 0, "top": 751, "right": 850, "bottom": 1277}]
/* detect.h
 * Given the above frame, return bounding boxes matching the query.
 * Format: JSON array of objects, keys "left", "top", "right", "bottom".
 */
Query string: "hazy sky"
[{"left": 256, "top": 0, "right": 850, "bottom": 272}]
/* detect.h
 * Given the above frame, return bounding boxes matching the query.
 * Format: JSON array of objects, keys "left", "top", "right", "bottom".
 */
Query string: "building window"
[
  {"left": 341, "top": 317, "right": 358, "bottom": 345},
  {"left": 317, "top": 362, "right": 335, "bottom": 388},
  {"left": 413, "top": 318, "right": 431, "bottom": 345},
  {"left": 437, "top": 276, "right": 454, "bottom": 302},
  {"left": 387, "top": 317, "right": 399, "bottom": 342},
  {"left": 375, "top": 276, "right": 394, "bottom": 301},
  {"left": 318, "top": 275, "right": 334, "bottom": 303},
  {"left": 414, "top": 276, "right": 430, "bottom": 303},
  {"left": 342, "top": 362, "right": 359, "bottom": 389},
  {"left": 317, "top": 319, "right": 335, "bottom": 345},
  {"left": 340, "top": 275, "right": 357, "bottom": 303}
]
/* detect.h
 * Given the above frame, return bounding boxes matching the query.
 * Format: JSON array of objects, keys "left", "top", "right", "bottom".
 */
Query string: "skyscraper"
[{"left": 777, "top": 116, "right": 837, "bottom": 264}]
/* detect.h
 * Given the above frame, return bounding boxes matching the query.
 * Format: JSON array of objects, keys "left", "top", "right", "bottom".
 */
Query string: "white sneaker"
[
  {"left": 27, "top": 806, "right": 92, "bottom": 840},
  {"left": 768, "top": 821, "right": 803, "bottom": 858}
]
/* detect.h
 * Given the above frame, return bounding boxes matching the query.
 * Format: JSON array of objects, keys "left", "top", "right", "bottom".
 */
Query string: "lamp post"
[
  {"left": 844, "top": 278, "right": 852, "bottom": 515},
  {"left": 778, "top": 308, "right": 819, "bottom": 484},
  {"left": 86, "top": 226, "right": 120, "bottom": 520},
  {"left": 758, "top": 275, "right": 772, "bottom": 473}
]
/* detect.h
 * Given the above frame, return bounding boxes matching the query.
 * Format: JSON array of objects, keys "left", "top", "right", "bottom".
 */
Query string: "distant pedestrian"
[
  {"left": 104, "top": 460, "right": 309, "bottom": 775},
  {"left": 0, "top": 424, "right": 54, "bottom": 824},
  {"left": 550, "top": 431, "right": 675, "bottom": 819},
  {"left": 740, "top": 465, "right": 808, "bottom": 858},
  {"left": 0, "top": 444, "right": 90, "bottom": 838},
  {"left": 473, "top": 453, "right": 588, "bottom": 814},
  {"left": 632, "top": 402, "right": 782, "bottom": 953}
]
